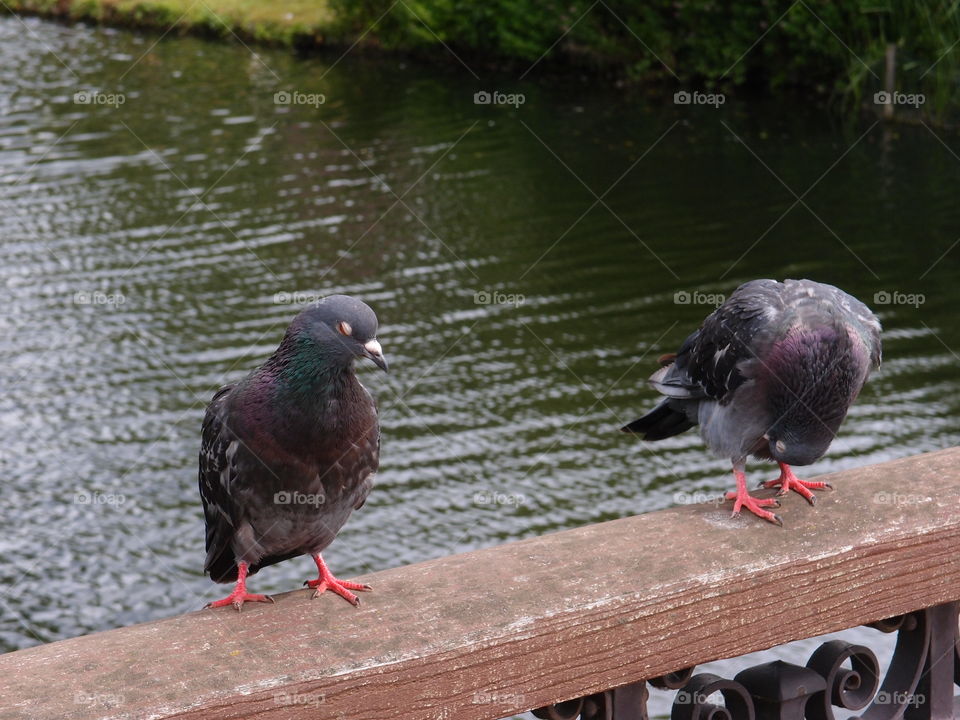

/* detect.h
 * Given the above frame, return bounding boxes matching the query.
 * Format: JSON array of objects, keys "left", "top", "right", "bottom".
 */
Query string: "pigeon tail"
[
  {"left": 621, "top": 399, "right": 695, "bottom": 440},
  {"left": 205, "top": 547, "right": 240, "bottom": 584}
]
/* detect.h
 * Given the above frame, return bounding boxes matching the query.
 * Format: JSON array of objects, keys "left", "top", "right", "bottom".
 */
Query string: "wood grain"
[{"left": 2, "top": 447, "right": 959, "bottom": 720}]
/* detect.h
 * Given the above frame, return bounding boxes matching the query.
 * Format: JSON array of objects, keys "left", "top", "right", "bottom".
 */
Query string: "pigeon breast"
[{"left": 200, "top": 368, "right": 379, "bottom": 583}]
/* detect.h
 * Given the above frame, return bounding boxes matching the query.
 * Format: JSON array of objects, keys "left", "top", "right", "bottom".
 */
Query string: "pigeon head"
[
  {"left": 759, "top": 323, "right": 862, "bottom": 466},
  {"left": 288, "top": 295, "right": 388, "bottom": 372},
  {"left": 763, "top": 418, "right": 839, "bottom": 467}
]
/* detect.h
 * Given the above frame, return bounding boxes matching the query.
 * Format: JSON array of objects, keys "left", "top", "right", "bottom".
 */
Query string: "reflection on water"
[{"left": 0, "top": 18, "right": 957, "bottom": 707}]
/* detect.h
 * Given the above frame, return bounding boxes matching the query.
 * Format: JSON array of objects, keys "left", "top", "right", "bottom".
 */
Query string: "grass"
[{"left": 6, "top": 0, "right": 338, "bottom": 45}]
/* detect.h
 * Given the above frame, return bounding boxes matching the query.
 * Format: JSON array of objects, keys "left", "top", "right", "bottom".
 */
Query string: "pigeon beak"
[{"left": 362, "top": 339, "right": 388, "bottom": 372}]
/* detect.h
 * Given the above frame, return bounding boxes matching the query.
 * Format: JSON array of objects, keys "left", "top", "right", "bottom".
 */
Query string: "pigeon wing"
[
  {"left": 362, "top": 390, "right": 381, "bottom": 508},
  {"left": 199, "top": 384, "right": 241, "bottom": 582},
  {"left": 657, "top": 280, "right": 784, "bottom": 404}
]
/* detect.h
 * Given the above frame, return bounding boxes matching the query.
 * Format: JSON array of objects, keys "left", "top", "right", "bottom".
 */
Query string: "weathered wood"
[{"left": 2, "top": 447, "right": 959, "bottom": 720}]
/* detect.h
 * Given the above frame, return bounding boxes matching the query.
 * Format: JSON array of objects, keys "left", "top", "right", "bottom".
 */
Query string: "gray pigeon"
[
  {"left": 200, "top": 295, "right": 387, "bottom": 610},
  {"left": 622, "top": 279, "right": 881, "bottom": 525}
]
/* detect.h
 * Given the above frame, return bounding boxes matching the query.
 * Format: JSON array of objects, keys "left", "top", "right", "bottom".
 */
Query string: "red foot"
[
  {"left": 725, "top": 468, "right": 782, "bottom": 526},
  {"left": 760, "top": 462, "right": 833, "bottom": 505},
  {"left": 205, "top": 562, "right": 274, "bottom": 612},
  {"left": 304, "top": 554, "right": 371, "bottom": 607}
]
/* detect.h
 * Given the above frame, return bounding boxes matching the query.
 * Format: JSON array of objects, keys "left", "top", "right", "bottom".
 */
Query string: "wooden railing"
[{"left": 1, "top": 447, "right": 959, "bottom": 720}]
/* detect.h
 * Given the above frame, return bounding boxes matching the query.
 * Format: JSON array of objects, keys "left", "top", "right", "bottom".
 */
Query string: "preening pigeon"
[
  {"left": 200, "top": 295, "right": 387, "bottom": 610},
  {"left": 622, "top": 279, "right": 881, "bottom": 525}
]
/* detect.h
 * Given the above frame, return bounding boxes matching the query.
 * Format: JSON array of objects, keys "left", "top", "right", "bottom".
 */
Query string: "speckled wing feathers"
[
  {"left": 653, "top": 280, "right": 784, "bottom": 405},
  {"left": 198, "top": 385, "right": 239, "bottom": 583}
]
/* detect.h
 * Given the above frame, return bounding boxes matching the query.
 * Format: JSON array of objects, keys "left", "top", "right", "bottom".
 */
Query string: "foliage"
[
  {"left": 328, "top": 0, "right": 960, "bottom": 118},
  {"left": 5, "top": 0, "right": 958, "bottom": 117}
]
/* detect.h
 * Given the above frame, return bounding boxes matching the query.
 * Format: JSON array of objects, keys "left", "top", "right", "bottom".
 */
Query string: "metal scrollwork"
[
  {"left": 531, "top": 602, "right": 959, "bottom": 720},
  {"left": 805, "top": 640, "right": 880, "bottom": 720},
  {"left": 671, "top": 673, "right": 754, "bottom": 720},
  {"left": 532, "top": 699, "right": 585, "bottom": 720},
  {"left": 532, "top": 681, "right": 648, "bottom": 720}
]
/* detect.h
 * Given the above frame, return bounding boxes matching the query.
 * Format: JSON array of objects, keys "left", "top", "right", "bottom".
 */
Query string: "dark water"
[{"left": 1, "top": 14, "right": 958, "bottom": 715}]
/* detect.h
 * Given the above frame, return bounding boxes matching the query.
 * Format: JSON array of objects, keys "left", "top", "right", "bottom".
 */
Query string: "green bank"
[
  {"left": 6, "top": 0, "right": 960, "bottom": 119},
  {"left": 6, "top": 0, "right": 338, "bottom": 45}
]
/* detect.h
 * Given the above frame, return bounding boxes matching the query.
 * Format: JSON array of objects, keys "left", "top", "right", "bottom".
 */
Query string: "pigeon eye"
[
  {"left": 337, "top": 321, "right": 352, "bottom": 336},
  {"left": 775, "top": 439, "right": 787, "bottom": 454}
]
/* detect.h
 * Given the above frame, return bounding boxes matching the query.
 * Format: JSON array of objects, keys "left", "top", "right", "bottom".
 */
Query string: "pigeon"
[
  {"left": 622, "top": 279, "right": 881, "bottom": 525},
  {"left": 200, "top": 295, "right": 388, "bottom": 610}
]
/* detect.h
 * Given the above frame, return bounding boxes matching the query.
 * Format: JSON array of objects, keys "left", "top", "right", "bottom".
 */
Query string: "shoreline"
[
  {"left": 3, "top": 0, "right": 344, "bottom": 48},
  {"left": 4, "top": 0, "right": 957, "bottom": 127}
]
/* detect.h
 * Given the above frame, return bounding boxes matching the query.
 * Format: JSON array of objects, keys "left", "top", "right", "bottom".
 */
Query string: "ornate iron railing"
[{"left": 533, "top": 602, "right": 959, "bottom": 720}]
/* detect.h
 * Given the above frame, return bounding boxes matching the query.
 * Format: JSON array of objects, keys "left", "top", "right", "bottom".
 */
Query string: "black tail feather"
[
  {"left": 621, "top": 400, "right": 695, "bottom": 441},
  {"left": 205, "top": 545, "right": 241, "bottom": 584}
]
